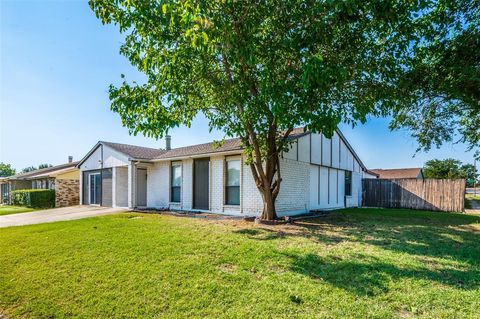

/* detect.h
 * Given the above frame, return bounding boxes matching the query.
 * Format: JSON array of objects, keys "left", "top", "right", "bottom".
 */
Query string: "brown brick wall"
[{"left": 55, "top": 179, "right": 80, "bottom": 207}]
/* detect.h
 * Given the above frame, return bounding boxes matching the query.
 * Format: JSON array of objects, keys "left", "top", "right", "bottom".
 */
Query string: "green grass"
[
  {"left": 466, "top": 194, "right": 480, "bottom": 201},
  {"left": 465, "top": 194, "right": 480, "bottom": 210},
  {"left": 1, "top": 208, "right": 479, "bottom": 318},
  {"left": 0, "top": 205, "right": 36, "bottom": 216}
]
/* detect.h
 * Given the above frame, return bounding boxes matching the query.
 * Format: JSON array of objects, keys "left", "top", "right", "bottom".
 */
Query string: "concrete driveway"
[{"left": 0, "top": 205, "right": 126, "bottom": 228}]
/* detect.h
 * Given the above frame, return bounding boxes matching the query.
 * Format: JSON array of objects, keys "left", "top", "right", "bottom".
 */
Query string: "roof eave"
[{"left": 151, "top": 149, "right": 244, "bottom": 162}]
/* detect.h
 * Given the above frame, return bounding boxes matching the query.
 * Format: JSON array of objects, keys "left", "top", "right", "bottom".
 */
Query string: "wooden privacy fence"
[{"left": 362, "top": 179, "right": 465, "bottom": 212}]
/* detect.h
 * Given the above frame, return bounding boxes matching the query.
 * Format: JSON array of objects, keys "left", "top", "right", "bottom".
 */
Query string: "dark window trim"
[
  {"left": 345, "top": 170, "right": 352, "bottom": 196},
  {"left": 224, "top": 158, "right": 241, "bottom": 206},
  {"left": 170, "top": 162, "right": 182, "bottom": 203}
]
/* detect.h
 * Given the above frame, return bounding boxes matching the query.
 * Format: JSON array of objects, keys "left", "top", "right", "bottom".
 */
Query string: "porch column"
[{"left": 127, "top": 162, "right": 135, "bottom": 209}]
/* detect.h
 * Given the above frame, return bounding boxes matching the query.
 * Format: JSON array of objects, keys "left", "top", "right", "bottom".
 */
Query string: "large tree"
[
  {"left": 390, "top": 0, "right": 479, "bottom": 157},
  {"left": 90, "top": 0, "right": 458, "bottom": 220}
]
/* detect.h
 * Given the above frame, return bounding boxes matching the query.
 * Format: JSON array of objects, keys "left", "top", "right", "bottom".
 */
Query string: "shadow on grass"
[{"left": 233, "top": 209, "right": 480, "bottom": 295}]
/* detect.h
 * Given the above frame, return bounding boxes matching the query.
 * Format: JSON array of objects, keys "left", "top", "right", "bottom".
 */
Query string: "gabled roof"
[
  {"left": 7, "top": 162, "right": 79, "bottom": 181},
  {"left": 76, "top": 141, "right": 168, "bottom": 167},
  {"left": 370, "top": 168, "right": 423, "bottom": 179},
  {"left": 101, "top": 141, "right": 167, "bottom": 160},
  {"left": 78, "top": 127, "right": 367, "bottom": 170}
]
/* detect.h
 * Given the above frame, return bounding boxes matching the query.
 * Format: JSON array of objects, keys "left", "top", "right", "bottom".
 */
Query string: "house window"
[
  {"left": 171, "top": 163, "right": 181, "bottom": 202},
  {"left": 225, "top": 159, "right": 240, "bottom": 205},
  {"left": 345, "top": 171, "right": 352, "bottom": 196}
]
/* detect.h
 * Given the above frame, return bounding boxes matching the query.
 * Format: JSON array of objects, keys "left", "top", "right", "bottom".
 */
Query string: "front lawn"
[
  {"left": 1, "top": 208, "right": 479, "bottom": 318},
  {"left": 0, "top": 205, "right": 36, "bottom": 216}
]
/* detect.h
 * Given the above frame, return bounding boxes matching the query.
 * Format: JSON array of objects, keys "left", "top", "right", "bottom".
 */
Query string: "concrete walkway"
[{"left": 0, "top": 205, "right": 126, "bottom": 228}]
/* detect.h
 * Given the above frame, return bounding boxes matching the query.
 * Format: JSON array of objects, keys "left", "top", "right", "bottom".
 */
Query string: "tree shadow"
[
  {"left": 284, "top": 252, "right": 479, "bottom": 296},
  {"left": 233, "top": 210, "right": 480, "bottom": 295}
]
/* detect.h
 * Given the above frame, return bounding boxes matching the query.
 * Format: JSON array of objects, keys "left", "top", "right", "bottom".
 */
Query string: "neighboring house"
[
  {"left": 0, "top": 158, "right": 80, "bottom": 207},
  {"left": 77, "top": 128, "right": 370, "bottom": 217},
  {"left": 370, "top": 168, "right": 424, "bottom": 179}
]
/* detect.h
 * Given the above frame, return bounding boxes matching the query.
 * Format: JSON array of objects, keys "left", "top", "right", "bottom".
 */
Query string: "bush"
[{"left": 12, "top": 189, "right": 55, "bottom": 208}]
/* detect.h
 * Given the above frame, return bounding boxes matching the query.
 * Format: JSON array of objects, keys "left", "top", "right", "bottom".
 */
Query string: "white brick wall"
[
  {"left": 114, "top": 166, "right": 128, "bottom": 207},
  {"left": 241, "top": 159, "right": 264, "bottom": 215},
  {"left": 210, "top": 156, "right": 224, "bottom": 213},
  {"left": 147, "top": 162, "right": 169, "bottom": 208},
  {"left": 275, "top": 158, "right": 310, "bottom": 216}
]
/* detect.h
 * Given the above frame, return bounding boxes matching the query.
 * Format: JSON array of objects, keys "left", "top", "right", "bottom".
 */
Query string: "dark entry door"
[
  {"left": 193, "top": 158, "right": 209, "bottom": 210},
  {"left": 89, "top": 173, "right": 101, "bottom": 205}
]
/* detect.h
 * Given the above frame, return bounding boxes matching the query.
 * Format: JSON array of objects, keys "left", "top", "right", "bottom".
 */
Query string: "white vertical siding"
[
  {"left": 310, "top": 133, "right": 322, "bottom": 165},
  {"left": 319, "top": 167, "right": 329, "bottom": 207},
  {"left": 321, "top": 136, "right": 331, "bottom": 166},
  {"left": 331, "top": 132, "right": 340, "bottom": 168},
  {"left": 328, "top": 169, "right": 338, "bottom": 207},
  {"left": 309, "top": 165, "right": 319, "bottom": 210},
  {"left": 297, "top": 135, "right": 310, "bottom": 163},
  {"left": 80, "top": 145, "right": 129, "bottom": 171},
  {"left": 338, "top": 169, "right": 345, "bottom": 207}
]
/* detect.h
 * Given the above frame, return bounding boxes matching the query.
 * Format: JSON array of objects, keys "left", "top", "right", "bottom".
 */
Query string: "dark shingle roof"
[
  {"left": 153, "top": 127, "right": 309, "bottom": 160},
  {"left": 370, "top": 168, "right": 423, "bottom": 179},
  {"left": 101, "top": 141, "right": 167, "bottom": 160}
]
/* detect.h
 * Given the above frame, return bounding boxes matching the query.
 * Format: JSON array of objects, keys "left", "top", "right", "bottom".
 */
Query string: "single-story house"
[
  {"left": 77, "top": 128, "right": 372, "bottom": 217},
  {"left": 370, "top": 168, "right": 424, "bottom": 179},
  {"left": 0, "top": 157, "right": 80, "bottom": 207}
]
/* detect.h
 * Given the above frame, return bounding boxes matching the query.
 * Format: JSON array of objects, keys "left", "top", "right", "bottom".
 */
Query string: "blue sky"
[{"left": 0, "top": 0, "right": 477, "bottom": 172}]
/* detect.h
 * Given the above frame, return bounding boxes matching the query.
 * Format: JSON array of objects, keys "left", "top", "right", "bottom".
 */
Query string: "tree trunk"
[
  {"left": 260, "top": 185, "right": 277, "bottom": 220},
  {"left": 249, "top": 146, "right": 282, "bottom": 221}
]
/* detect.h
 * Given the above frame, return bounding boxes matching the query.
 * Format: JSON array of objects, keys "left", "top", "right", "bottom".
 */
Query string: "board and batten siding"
[
  {"left": 283, "top": 131, "right": 364, "bottom": 211},
  {"left": 79, "top": 145, "right": 130, "bottom": 171}
]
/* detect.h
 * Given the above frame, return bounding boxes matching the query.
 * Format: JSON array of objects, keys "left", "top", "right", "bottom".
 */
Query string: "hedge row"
[{"left": 12, "top": 189, "right": 55, "bottom": 208}]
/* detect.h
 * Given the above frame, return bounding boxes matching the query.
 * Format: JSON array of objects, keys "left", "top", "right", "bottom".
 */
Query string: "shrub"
[{"left": 12, "top": 189, "right": 55, "bottom": 208}]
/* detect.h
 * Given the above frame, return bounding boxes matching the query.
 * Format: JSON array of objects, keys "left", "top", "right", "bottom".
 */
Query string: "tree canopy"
[
  {"left": 0, "top": 163, "right": 16, "bottom": 177},
  {"left": 21, "top": 166, "right": 37, "bottom": 174},
  {"left": 423, "top": 158, "right": 478, "bottom": 186},
  {"left": 390, "top": 0, "right": 479, "bottom": 157},
  {"left": 90, "top": 0, "right": 477, "bottom": 219}
]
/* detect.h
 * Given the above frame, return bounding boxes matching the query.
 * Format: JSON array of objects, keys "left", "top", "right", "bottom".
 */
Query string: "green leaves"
[{"left": 89, "top": 0, "right": 477, "bottom": 157}]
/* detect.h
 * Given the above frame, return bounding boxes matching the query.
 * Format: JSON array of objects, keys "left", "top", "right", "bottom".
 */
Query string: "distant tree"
[
  {"left": 21, "top": 166, "right": 37, "bottom": 174},
  {"left": 423, "top": 159, "right": 478, "bottom": 185},
  {"left": 460, "top": 164, "right": 479, "bottom": 187},
  {"left": 0, "top": 163, "right": 16, "bottom": 177},
  {"left": 38, "top": 164, "right": 52, "bottom": 169}
]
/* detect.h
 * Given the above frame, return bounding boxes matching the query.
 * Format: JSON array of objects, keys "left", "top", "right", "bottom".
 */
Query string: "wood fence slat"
[{"left": 362, "top": 179, "right": 465, "bottom": 212}]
